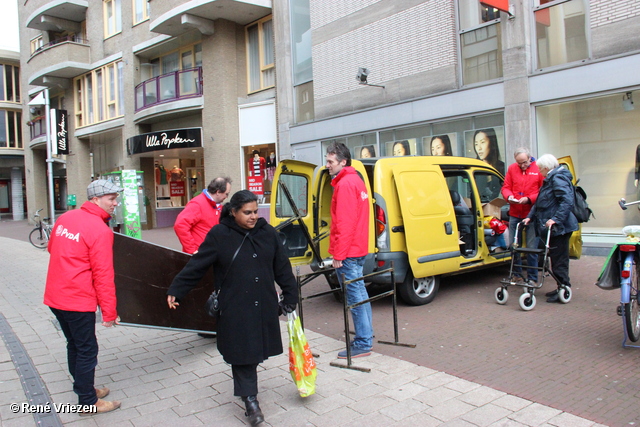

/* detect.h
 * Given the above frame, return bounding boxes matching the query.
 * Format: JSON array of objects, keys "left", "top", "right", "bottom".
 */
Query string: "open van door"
[
  {"left": 270, "top": 160, "right": 320, "bottom": 266},
  {"left": 558, "top": 156, "right": 583, "bottom": 259},
  {"left": 392, "top": 163, "right": 461, "bottom": 279}
]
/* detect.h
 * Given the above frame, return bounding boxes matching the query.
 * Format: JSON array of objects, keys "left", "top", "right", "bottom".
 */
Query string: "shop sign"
[
  {"left": 248, "top": 176, "right": 264, "bottom": 195},
  {"left": 121, "top": 170, "right": 142, "bottom": 239},
  {"left": 127, "top": 128, "right": 202, "bottom": 155},
  {"left": 51, "top": 109, "right": 69, "bottom": 155},
  {"left": 170, "top": 181, "right": 185, "bottom": 197}
]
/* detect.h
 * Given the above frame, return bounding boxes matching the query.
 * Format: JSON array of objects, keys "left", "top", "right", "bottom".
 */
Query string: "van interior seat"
[{"left": 450, "top": 190, "right": 474, "bottom": 229}]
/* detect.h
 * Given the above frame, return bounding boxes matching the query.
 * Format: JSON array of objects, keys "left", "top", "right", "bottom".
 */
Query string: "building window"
[
  {"left": 133, "top": 0, "right": 149, "bottom": 25},
  {"left": 534, "top": 0, "right": 588, "bottom": 69},
  {"left": 0, "top": 64, "right": 20, "bottom": 103},
  {"left": 246, "top": 16, "right": 275, "bottom": 93},
  {"left": 30, "top": 36, "right": 44, "bottom": 54},
  {"left": 0, "top": 110, "right": 22, "bottom": 149},
  {"left": 295, "top": 81, "right": 314, "bottom": 124},
  {"left": 74, "top": 61, "right": 124, "bottom": 127},
  {"left": 104, "top": 0, "right": 122, "bottom": 38},
  {"left": 458, "top": 0, "right": 503, "bottom": 85}
]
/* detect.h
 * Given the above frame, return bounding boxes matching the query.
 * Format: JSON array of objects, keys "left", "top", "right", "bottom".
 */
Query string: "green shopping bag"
[{"left": 287, "top": 311, "right": 317, "bottom": 397}]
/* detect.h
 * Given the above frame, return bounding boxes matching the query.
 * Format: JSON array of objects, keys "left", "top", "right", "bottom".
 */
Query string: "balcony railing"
[
  {"left": 31, "top": 35, "right": 89, "bottom": 57},
  {"left": 135, "top": 67, "right": 203, "bottom": 112},
  {"left": 28, "top": 116, "right": 46, "bottom": 140}
]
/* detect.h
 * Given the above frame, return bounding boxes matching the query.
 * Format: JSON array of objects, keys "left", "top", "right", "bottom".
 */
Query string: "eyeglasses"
[{"left": 516, "top": 157, "right": 531, "bottom": 166}]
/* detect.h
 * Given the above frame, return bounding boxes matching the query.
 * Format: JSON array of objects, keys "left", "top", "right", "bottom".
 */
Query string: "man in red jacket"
[
  {"left": 174, "top": 177, "right": 232, "bottom": 254},
  {"left": 326, "top": 142, "right": 373, "bottom": 359},
  {"left": 44, "top": 179, "right": 123, "bottom": 415},
  {"left": 501, "top": 148, "right": 544, "bottom": 285}
]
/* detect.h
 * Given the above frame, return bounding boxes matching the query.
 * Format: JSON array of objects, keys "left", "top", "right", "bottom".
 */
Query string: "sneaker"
[
  {"left": 79, "top": 399, "right": 121, "bottom": 416},
  {"left": 527, "top": 280, "right": 538, "bottom": 287},
  {"left": 337, "top": 347, "right": 371, "bottom": 359},
  {"left": 511, "top": 276, "right": 525, "bottom": 284}
]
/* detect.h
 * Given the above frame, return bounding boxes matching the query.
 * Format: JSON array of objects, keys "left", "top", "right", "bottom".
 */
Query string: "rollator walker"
[{"left": 495, "top": 221, "right": 572, "bottom": 310}]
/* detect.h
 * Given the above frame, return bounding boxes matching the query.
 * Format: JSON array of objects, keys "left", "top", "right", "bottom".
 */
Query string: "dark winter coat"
[
  {"left": 528, "top": 166, "right": 579, "bottom": 237},
  {"left": 168, "top": 216, "right": 298, "bottom": 365}
]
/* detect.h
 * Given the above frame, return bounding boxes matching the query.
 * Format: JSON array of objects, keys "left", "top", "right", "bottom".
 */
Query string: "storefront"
[
  {"left": 127, "top": 127, "right": 204, "bottom": 228},
  {"left": 239, "top": 101, "right": 277, "bottom": 207}
]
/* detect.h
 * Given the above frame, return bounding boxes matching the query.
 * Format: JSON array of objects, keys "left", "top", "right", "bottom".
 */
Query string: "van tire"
[{"left": 398, "top": 271, "right": 439, "bottom": 305}]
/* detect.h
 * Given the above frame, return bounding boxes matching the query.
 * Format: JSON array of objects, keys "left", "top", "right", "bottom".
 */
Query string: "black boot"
[{"left": 242, "top": 395, "right": 264, "bottom": 426}]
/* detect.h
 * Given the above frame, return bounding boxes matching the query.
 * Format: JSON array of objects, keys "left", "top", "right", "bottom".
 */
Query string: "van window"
[
  {"left": 275, "top": 174, "right": 308, "bottom": 217},
  {"left": 474, "top": 171, "right": 503, "bottom": 203},
  {"left": 445, "top": 173, "right": 475, "bottom": 210}
]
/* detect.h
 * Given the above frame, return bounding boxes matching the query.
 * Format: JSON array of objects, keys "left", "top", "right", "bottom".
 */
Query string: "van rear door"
[
  {"left": 270, "top": 160, "right": 318, "bottom": 266},
  {"left": 558, "top": 156, "right": 583, "bottom": 259},
  {"left": 392, "top": 164, "right": 461, "bottom": 278}
]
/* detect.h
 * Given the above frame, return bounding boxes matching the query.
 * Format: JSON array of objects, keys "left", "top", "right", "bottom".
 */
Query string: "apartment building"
[
  {"left": 273, "top": 0, "right": 640, "bottom": 238},
  {"left": 0, "top": 49, "right": 23, "bottom": 220},
  {"left": 18, "top": 0, "right": 278, "bottom": 228}
]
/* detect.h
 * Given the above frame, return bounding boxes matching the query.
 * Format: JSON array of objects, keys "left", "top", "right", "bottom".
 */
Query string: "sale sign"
[
  {"left": 248, "top": 176, "right": 264, "bottom": 195},
  {"left": 170, "top": 181, "right": 185, "bottom": 196}
]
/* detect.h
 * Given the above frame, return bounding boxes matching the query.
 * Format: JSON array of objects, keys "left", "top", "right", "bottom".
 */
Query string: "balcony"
[
  {"left": 28, "top": 116, "right": 47, "bottom": 141},
  {"left": 26, "top": 0, "right": 88, "bottom": 32},
  {"left": 27, "top": 37, "right": 91, "bottom": 87},
  {"left": 135, "top": 67, "right": 203, "bottom": 112},
  {"left": 150, "top": 0, "right": 271, "bottom": 36}
]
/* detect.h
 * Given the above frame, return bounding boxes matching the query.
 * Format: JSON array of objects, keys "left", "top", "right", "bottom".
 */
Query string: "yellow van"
[{"left": 270, "top": 155, "right": 581, "bottom": 305}]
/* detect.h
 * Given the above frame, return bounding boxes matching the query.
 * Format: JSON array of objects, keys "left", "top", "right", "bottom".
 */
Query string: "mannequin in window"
[
  {"left": 266, "top": 152, "right": 276, "bottom": 181},
  {"left": 170, "top": 165, "right": 185, "bottom": 181},
  {"left": 155, "top": 162, "right": 168, "bottom": 197},
  {"left": 249, "top": 150, "right": 266, "bottom": 178}
]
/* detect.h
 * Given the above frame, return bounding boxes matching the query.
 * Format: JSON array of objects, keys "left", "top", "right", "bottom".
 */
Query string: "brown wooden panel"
[{"left": 114, "top": 233, "right": 216, "bottom": 333}]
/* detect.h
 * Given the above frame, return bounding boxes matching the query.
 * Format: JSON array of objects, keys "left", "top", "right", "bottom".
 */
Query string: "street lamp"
[{"left": 28, "top": 89, "right": 56, "bottom": 225}]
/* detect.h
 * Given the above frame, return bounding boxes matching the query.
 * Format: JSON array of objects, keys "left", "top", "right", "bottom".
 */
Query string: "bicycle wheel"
[
  {"left": 624, "top": 261, "right": 640, "bottom": 342},
  {"left": 29, "top": 228, "right": 48, "bottom": 249}
]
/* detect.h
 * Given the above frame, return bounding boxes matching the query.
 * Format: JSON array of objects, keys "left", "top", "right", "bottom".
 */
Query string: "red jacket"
[
  {"left": 501, "top": 160, "right": 544, "bottom": 219},
  {"left": 44, "top": 201, "right": 118, "bottom": 322},
  {"left": 329, "top": 166, "right": 370, "bottom": 260},
  {"left": 174, "top": 192, "right": 222, "bottom": 254}
]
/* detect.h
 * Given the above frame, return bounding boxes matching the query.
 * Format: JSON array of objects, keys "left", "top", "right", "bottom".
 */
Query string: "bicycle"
[
  {"left": 595, "top": 198, "right": 640, "bottom": 346},
  {"left": 29, "top": 208, "right": 52, "bottom": 249}
]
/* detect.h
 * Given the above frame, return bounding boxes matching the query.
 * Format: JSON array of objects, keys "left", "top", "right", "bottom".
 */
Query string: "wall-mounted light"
[
  {"left": 356, "top": 67, "right": 385, "bottom": 88},
  {"left": 623, "top": 92, "right": 635, "bottom": 112}
]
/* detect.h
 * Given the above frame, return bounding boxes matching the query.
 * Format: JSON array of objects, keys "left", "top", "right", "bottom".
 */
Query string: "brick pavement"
[{"left": 0, "top": 224, "right": 604, "bottom": 426}]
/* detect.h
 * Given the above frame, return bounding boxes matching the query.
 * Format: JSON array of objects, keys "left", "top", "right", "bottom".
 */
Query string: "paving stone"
[
  {"left": 425, "top": 398, "right": 476, "bottom": 422},
  {"left": 460, "top": 403, "right": 514, "bottom": 426},
  {"left": 510, "top": 402, "right": 563, "bottom": 426},
  {"left": 457, "top": 385, "right": 507, "bottom": 407}
]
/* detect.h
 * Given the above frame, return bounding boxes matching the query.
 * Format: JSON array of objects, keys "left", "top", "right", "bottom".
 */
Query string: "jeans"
[
  {"left": 336, "top": 256, "right": 373, "bottom": 351},
  {"left": 508, "top": 216, "right": 539, "bottom": 282},
  {"left": 50, "top": 308, "right": 98, "bottom": 406}
]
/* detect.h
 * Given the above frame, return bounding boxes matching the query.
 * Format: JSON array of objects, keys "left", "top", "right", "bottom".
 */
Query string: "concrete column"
[{"left": 10, "top": 167, "right": 24, "bottom": 220}]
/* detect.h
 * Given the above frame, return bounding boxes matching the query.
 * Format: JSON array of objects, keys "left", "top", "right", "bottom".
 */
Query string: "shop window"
[
  {"left": 74, "top": 61, "right": 124, "bottom": 128},
  {"left": 246, "top": 16, "right": 275, "bottom": 93},
  {"left": 458, "top": 0, "right": 503, "bottom": 85},
  {"left": 104, "top": 0, "right": 122, "bottom": 39},
  {"left": 534, "top": 0, "right": 588, "bottom": 69},
  {"left": 133, "top": 0, "right": 149, "bottom": 25}
]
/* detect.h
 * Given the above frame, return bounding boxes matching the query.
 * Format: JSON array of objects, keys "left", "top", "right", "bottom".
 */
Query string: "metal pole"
[{"left": 44, "top": 88, "right": 55, "bottom": 224}]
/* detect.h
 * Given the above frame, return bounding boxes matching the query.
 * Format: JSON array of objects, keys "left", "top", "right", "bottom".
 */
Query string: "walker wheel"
[
  {"left": 519, "top": 292, "right": 536, "bottom": 311},
  {"left": 558, "top": 286, "right": 572, "bottom": 304},
  {"left": 495, "top": 287, "right": 508, "bottom": 305}
]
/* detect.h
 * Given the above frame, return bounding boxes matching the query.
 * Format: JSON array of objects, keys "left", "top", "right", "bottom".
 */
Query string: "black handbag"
[{"left": 204, "top": 233, "right": 248, "bottom": 317}]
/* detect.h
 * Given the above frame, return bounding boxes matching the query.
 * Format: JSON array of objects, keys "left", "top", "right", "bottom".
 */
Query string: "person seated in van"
[
  {"left": 392, "top": 140, "right": 411, "bottom": 156},
  {"left": 522, "top": 154, "right": 578, "bottom": 303},
  {"left": 325, "top": 141, "right": 373, "bottom": 359},
  {"left": 430, "top": 135, "right": 453, "bottom": 156}
]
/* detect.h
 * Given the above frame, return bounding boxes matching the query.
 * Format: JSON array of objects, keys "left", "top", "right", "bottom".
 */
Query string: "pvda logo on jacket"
[{"left": 55, "top": 225, "right": 80, "bottom": 242}]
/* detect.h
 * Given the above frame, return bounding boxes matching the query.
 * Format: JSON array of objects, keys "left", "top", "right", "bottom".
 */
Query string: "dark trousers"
[
  {"left": 232, "top": 363, "right": 259, "bottom": 397},
  {"left": 548, "top": 232, "right": 572, "bottom": 287},
  {"left": 50, "top": 308, "right": 98, "bottom": 406}
]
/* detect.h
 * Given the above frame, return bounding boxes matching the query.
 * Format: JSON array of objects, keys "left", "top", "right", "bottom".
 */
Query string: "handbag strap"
[{"left": 213, "top": 232, "right": 249, "bottom": 294}]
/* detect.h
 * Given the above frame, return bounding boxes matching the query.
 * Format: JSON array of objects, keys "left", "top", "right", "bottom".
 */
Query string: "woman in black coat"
[
  {"left": 167, "top": 190, "right": 297, "bottom": 426},
  {"left": 524, "top": 154, "right": 578, "bottom": 303}
]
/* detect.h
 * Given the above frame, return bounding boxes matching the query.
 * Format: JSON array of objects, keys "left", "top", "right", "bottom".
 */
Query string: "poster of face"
[
  {"left": 464, "top": 127, "right": 506, "bottom": 175},
  {"left": 354, "top": 145, "right": 377, "bottom": 159},
  {"left": 385, "top": 138, "right": 417, "bottom": 157},
  {"left": 423, "top": 133, "right": 457, "bottom": 156}
]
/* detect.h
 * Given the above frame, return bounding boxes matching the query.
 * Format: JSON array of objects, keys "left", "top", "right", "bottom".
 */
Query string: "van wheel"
[
  {"left": 326, "top": 271, "right": 343, "bottom": 303},
  {"left": 398, "top": 271, "right": 439, "bottom": 306}
]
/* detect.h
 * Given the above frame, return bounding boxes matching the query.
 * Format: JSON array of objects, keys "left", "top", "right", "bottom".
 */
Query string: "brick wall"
[
  {"left": 312, "top": 1, "right": 456, "bottom": 100},
  {"left": 310, "top": 0, "right": 383, "bottom": 29},
  {"left": 591, "top": 0, "right": 640, "bottom": 27}
]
